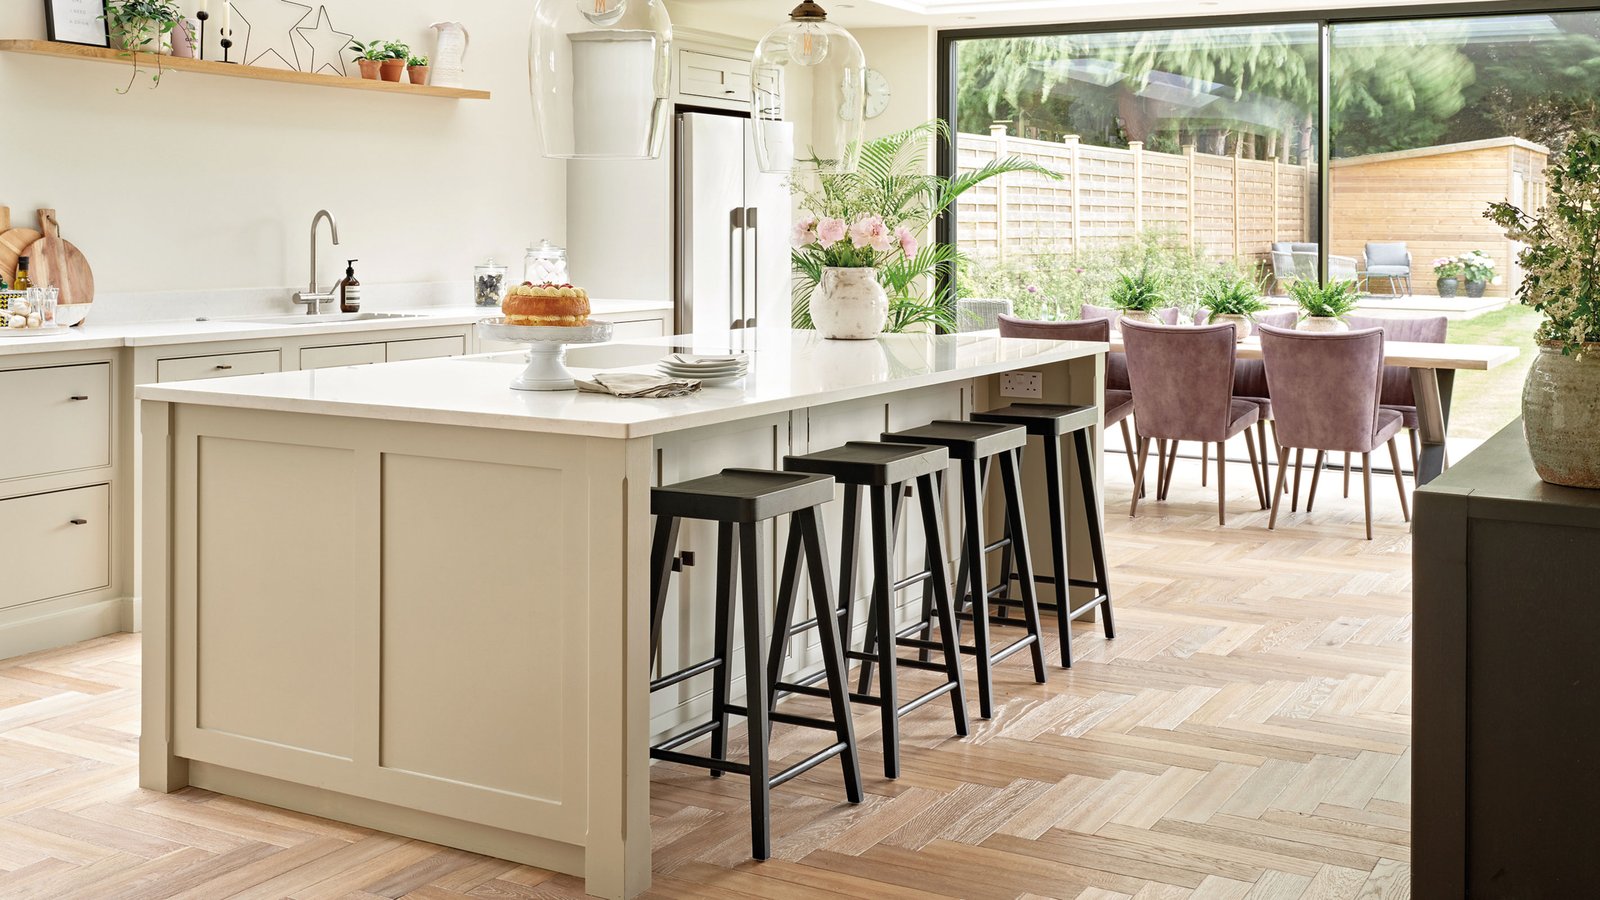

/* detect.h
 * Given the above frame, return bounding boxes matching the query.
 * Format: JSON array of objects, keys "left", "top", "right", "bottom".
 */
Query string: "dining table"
[{"left": 1104, "top": 334, "right": 1521, "bottom": 485}]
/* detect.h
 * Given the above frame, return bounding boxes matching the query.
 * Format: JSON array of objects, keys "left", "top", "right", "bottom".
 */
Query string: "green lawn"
[{"left": 1444, "top": 304, "right": 1540, "bottom": 439}]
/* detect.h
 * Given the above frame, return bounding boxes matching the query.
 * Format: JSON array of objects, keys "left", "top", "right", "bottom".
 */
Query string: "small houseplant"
[
  {"left": 380, "top": 41, "right": 411, "bottom": 82},
  {"left": 1107, "top": 268, "right": 1166, "bottom": 325},
  {"left": 1458, "top": 250, "right": 1496, "bottom": 299},
  {"left": 407, "top": 54, "right": 431, "bottom": 85},
  {"left": 349, "top": 40, "right": 386, "bottom": 79},
  {"left": 102, "top": 0, "right": 183, "bottom": 92},
  {"left": 1487, "top": 130, "right": 1600, "bottom": 488},
  {"left": 1432, "top": 256, "right": 1462, "bottom": 298},
  {"left": 1199, "top": 276, "right": 1269, "bottom": 342},
  {"left": 790, "top": 119, "right": 1056, "bottom": 338},
  {"left": 1287, "top": 278, "right": 1360, "bottom": 332}
]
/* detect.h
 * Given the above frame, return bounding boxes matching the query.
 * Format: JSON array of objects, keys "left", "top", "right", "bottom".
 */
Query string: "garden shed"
[{"left": 1329, "top": 136, "right": 1549, "bottom": 298}]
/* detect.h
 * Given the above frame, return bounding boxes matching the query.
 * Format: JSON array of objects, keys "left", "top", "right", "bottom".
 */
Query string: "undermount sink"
[{"left": 227, "top": 312, "right": 428, "bottom": 326}]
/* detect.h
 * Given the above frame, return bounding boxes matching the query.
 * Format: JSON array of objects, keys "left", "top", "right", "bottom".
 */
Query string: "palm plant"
[
  {"left": 1107, "top": 267, "right": 1166, "bottom": 313},
  {"left": 1199, "top": 275, "right": 1270, "bottom": 317},
  {"left": 790, "top": 119, "right": 1060, "bottom": 332},
  {"left": 1287, "top": 278, "right": 1361, "bottom": 319}
]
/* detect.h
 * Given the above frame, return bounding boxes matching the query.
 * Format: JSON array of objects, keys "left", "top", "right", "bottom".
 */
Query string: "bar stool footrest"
[{"left": 650, "top": 657, "right": 723, "bottom": 692}]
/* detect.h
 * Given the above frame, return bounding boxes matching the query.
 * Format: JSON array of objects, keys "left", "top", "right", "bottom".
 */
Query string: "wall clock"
[{"left": 840, "top": 67, "right": 892, "bottom": 121}]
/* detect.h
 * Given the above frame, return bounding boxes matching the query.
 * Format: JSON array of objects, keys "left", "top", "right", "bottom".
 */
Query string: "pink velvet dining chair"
[
  {"left": 997, "top": 315, "right": 1139, "bottom": 486},
  {"left": 1119, "top": 319, "right": 1268, "bottom": 524},
  {"left": 1258, "top": 325, "right": 1411, "bottom": 540},
  {"left": 1079, "top": 303, "right": 1182, "bottom": 493},
  {"left": 1191, "top": 308, "right": 1298, "bottom": 495},
  {"left": 1345, "top": 314, "right": 1448, "bottom": 492}
]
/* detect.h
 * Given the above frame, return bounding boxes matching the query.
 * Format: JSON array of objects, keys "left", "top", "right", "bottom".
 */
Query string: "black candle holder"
[
  {"left": 195, "top": 10, "right": 208, "bottom": 60},
  {"left": 220, "top": 30, "right": 235, "bottom": 64}
]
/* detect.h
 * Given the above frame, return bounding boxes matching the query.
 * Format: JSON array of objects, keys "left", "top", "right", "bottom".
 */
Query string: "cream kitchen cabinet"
[
  {"left": 0, "top": 362, "right": 111, "bottom": 481},
  {"left": 156, "top": 349, "right": 283, "bottom": 383},
  {"left": 301, "top": 335, "right": 467, "bottom": 370},
  {"left": 0, "top": 484, "right": 110, "bottom": 613}
]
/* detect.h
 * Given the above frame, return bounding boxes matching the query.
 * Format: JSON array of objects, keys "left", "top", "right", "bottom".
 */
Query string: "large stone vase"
[
  {"left": 812, "top": 267, "right": 888, "bottom": 340},
  {"left": 1523, "top": 343, "right": 1600, "bottom": 489},
  {"left": 1297, "top": 316, "right": 1349, "bottom": 333}
]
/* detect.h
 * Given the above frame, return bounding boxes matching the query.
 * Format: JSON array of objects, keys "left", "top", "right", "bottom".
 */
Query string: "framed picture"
[{"left": 45, "top": 0, "right": 110, "bottom": 48}]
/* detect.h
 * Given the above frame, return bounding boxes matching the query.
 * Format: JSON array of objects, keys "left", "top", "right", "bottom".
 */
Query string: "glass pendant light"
[
  {"left": 752, "top": 1, "right": 867, "bottom": 176},
  {"left": 530, "top": 0, "right": 673, "bottom": 159}
]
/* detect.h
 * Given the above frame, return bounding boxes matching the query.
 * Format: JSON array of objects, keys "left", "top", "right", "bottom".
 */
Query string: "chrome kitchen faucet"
[{"left": 292, "top": 210, "right": 341, "bottom": 315}]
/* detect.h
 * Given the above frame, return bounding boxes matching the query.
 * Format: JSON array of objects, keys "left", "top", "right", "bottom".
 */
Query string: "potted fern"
[
  {"left": 1108, "top": 268, "right": 1166, "bottom": 325},
  {"left": 1288, "top": 279, "right": 1360, "bottom": 332},
  {"left": 790, "top": 119, "right": 1057, "bottom": 338},
  {"left": 1487, "top": 130, "right": 1600, "bottom": 488},
  {"left": 1199, "top": 276, "right": 1269, "bottom": 342}
]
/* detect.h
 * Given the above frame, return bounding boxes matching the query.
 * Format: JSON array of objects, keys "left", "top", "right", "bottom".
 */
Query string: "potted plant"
[
  {"left": 1287, "top": 278, "right": 1360, "bottom": 331},
  {"left": 380, "top": 40, "right": 411, "bottom": 82},
  {"left": 102, "top": 0, "right": 183, "bottom": 91},
  {"left": 1432, "top": 256, "right": 1462, "bottom": 298},
  {"left": 407, "top": 54, "right": 431, "bottom": 85},
  {"left": 1199, "top": 275, "right": 1269, "bottom": 342},
  {"left": 348, "top": 40, "right": 386, "bottom": 79},
  {"left": 1108, "top": 268, "right": 1166, "bottom": 325},
  {"left": 1458, "top": 250, "right": 1496, "bottom": 299},
  {"left": 1487, "top": 131, "right": 1600, "bottom": 489},
  {"left": 790, "top": 120, "right": 1057, "bottom": 338}
]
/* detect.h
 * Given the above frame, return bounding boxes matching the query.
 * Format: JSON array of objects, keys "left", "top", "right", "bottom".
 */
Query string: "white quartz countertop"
[
  {"left": 0, "top": 299, "right": 672, "bottom": 358},
  {"left": 135, "top": 329, "right": 1108, "bottom": 439}
]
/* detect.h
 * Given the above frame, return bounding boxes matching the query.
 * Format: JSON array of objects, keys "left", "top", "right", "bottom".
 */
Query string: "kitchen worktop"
[
  {"left": 0, "top": 298, "right": 672, "bottom": 358},
  {"left": 134, "top": 328, "right": 1109, "bottom": 439}
]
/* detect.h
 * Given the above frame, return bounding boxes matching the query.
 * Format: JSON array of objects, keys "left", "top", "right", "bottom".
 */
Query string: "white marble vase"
[{"left": 813, "top": 267, "right": 888, "bottom": 340}]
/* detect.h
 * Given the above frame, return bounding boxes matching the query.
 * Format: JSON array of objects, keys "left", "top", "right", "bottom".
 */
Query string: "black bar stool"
[
  {"left": 648, "top": 468, "right": 862, "bottom": 861},
  {"left": 880, "top": 420, "right": 1046, "bottom": 719},
  {"left": 767, "top": 441, "right": 968, "bottom": 779},
  {"left": 970, "top": 403, "right": 1116, "bottom": 668}
]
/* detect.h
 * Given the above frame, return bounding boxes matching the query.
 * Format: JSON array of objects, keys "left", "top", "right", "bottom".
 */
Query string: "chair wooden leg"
[
  {"left": 1269, "top": 442, "right": 1290, "bottom": 530},
  {"left": 1160, "top": 440, "right": 1179, "bottom": 500},
  {"left": 1388, "top": 436, "right": 1411, "bottom": 522},
  {"left": 1120, "top": 418, "right": 1141, "bottom": 498},
  {"left": 1256, "top": 419, "right": 1271, "bottom": 496},
  {"left": 1343, "top": 450, "right": 1352, "bottom": 498},
  {"left": 1362, "top": 452, "right": 1374, "bottom": 541},
  {"left": 1306, "top": 450, "right": 1325, "bottom": 513},
  {"left": 1216, "top": 441, "right": 1227, "bottom": 525},
  {"left": 1291, "top": 448, "right": 1305, "bottom": 512},
  {"left": 1130, "top": 438, "right": 1152, "bottom": 518},
  {"left": 1201, "top": 441, "right": 1209, "bottom": 487},
  {"left": 1154, "top": 439, "right": 1168, "bottom": 501},
  {"left": 1244, "top": 427, "right": 1267, "bottom": 510}
]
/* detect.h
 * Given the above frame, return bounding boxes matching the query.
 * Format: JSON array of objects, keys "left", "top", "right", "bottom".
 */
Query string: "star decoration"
[
  {"left": 293, "top": 6, "right": 352, "bottom": 77},
  {"left": 231, "top": 0, "right": 312, "bottom": 71}
]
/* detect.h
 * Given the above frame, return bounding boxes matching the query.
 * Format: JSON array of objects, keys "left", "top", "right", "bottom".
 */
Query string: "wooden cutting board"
[
  {"left": 0, "top": 205, "right": 44, "bottom": 286},
  {"left": 23, "top": 209, "right": 95, "bottom": 305}
]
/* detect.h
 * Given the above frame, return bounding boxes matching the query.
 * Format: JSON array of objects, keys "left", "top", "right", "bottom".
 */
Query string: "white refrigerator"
[{"left": 675, "top": 112, "right": 792, "bottom": 334}]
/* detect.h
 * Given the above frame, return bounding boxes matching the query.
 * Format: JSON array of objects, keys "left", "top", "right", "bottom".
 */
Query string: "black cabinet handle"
[
  {"left": 69, "top": 395, "right": 89, "bottom": 401},
  {"left": 215, "top": 364, "right": 234, "bottom": 370},
  {"left": 70, "top": 518, "right": 88, "bottom": 525}
]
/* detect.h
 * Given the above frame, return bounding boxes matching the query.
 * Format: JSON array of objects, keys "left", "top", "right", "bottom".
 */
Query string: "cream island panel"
[{"left": 139, "top": 330, "right": 1107, "bottom": 900}]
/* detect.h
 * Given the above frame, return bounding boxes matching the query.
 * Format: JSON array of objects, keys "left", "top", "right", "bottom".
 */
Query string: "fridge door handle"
[
  {"left": 729, "top": 207, "right": 746, "bottom": 329},
  {"left": 744, "top": 207, "right": 759, "bottom": 328}
]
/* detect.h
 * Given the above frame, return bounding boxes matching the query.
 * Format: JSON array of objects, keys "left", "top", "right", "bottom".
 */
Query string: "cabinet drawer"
[
  {"left": 0, "top": 363, "right": 111, "bottom": 482},
  {"left": 0, "top": 485, "right": 110, "bottom": 611},
  {"left": 301, "top": 343, "right": 387, "bottom": 370},
  {"left": 387, "top": 336, "right": 466, "bottom": 362},
  {"left": 610, "top": 318, "right": 667, "bottom": 341},
  {"left": 157, "top": 350, "right": 282, "bottom": 383},
  {"left": 679, "top": 50, "right": 750, "bottom": 101}
]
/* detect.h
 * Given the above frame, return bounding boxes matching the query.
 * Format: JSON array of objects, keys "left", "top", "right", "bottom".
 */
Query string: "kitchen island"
[{"left": 137, "top": 328, "right": 1107, "bottom": 900}]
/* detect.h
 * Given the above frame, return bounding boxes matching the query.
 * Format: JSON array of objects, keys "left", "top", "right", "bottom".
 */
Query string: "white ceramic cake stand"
[{"left": 476, "top": 318, "right": 614, "bottom": 391}]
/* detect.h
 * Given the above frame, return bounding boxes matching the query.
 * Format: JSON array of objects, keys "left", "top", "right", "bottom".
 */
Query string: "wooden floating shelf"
[{"left": 0, "top": 39, "right": 491, "bottom": 100}]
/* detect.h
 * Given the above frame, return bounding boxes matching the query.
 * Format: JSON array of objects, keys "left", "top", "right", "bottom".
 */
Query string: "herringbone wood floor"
[{"left": 0, "top": 455, "right": 1413, "bottom": 899}]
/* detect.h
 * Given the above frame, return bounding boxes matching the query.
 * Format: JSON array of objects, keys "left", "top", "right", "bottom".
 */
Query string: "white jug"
[{"left": 429, "top": 22, "right": 470, "bottom": 89}]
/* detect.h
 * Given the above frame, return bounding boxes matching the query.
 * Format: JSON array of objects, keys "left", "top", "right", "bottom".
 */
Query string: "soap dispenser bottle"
[{"left": 340, "top": 260, "right": 362, "bottom": 313}]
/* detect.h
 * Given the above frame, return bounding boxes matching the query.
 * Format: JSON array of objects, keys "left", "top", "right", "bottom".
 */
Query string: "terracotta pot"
[
  {"left": 1522, "top": 342, "right": 1600, "bottom": 489},
  {"left": 811, "top": 267, "right": 888, "bottom": 340},
  {"left": 1211, "top": 313, "right": 1251, "bottom": 342},
  {"left": 379, "top": 58, "right": 407, "bottom": 82},
  {"left": 357, "top": 59, "right": 381, "bottom": 80},
  {"left": 1297, "top": 316, "right": 1349, "bottom": 333},
  {"left": 408, "top": 65, "right": 430, "bottom": 85}
]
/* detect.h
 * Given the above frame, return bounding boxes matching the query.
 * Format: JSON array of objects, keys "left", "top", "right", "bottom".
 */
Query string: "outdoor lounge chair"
[
  {"left": 1363, "top": 242, "right": 1413, "bottom": 297},
  {"left": 1270, "top": 242, "right": 1361, "bottom": 292}
]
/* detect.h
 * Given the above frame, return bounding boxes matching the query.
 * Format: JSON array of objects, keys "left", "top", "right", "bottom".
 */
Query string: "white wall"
[
  {"left": 0, "top": 1, "right": 564, "bottom": 298},
  {"left": 852, "top": 26, "right": 936, "bottom": 143}
]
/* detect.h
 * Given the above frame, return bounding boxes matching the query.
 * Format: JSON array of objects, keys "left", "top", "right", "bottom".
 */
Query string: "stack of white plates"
[{"left": 657, "top": 352, "right": 749, "bottom": 383}]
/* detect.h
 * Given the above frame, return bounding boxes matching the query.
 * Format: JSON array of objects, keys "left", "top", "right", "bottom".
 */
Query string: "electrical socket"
[{"left": 1000, "top": 370, "right": 1043, "bottom": 398}]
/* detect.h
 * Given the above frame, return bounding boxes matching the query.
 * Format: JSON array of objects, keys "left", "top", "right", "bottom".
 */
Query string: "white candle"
[
  {"left": 199, "top": 0, "right": 207, "bottom": 13},
  {"left": 223, "top": 3, "right": 231, "bottom": 34}
]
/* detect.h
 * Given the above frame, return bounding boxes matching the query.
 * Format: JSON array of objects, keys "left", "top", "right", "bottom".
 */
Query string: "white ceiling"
[{"left": 673, "top": 0, "right": 1506, "bottom": 29}]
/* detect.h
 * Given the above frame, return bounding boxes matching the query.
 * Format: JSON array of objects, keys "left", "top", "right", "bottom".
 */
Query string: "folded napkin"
[
  {"left": 662, "top": 352, "right": 747, "bottom": 369},
  {"left": 577, "top": 373, "right": 703, "bottom": 399}
]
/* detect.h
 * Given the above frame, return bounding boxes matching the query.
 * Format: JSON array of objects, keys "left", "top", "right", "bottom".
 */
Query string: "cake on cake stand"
[{"left": 476, "top": 318, "right": 614, "bottom": 391}]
